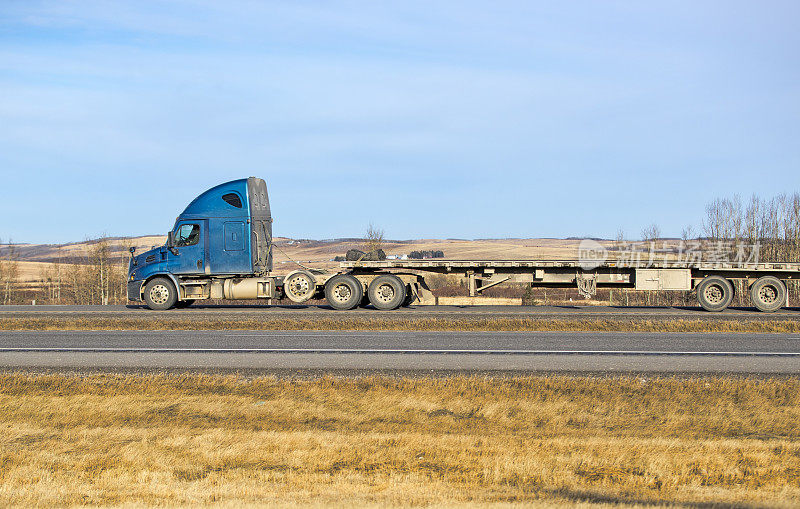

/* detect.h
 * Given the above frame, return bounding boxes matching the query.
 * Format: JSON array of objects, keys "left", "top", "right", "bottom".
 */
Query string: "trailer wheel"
[
  {"left": 284, "top": 271, "right": 316, "bottom": 303},
  {"left": 696, "top": 275, "right": 733, "bottom": 312},
  {"left": 750, "top": 276, "right": 786, "bottom": 313},
  {"left": 325, "top": 274, "right": 363, "bottom": 310},
  {"left": 368, "top": 275, "right": 406, "bottom": 310},
  {"left": 143, "top": 277, "right": 178, "bottom": 310},
  {"left": 175, "top": 299, "right": 195, "bottom": 308}
]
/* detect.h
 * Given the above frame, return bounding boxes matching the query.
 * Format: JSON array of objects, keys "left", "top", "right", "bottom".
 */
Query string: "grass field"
[
  {"left": 2, "top": 315, "right": 800, "bottom": 333},
  {"left": 1, "top": 373, "right": 798, "bottom": 507}
]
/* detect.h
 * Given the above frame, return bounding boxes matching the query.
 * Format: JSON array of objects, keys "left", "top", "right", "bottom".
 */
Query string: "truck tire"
[
  {"left": 175, "top": 299, "right": 195, "bottom": 308},
  {"left": 325, "top": 274, "right": 363, "bottom": 310},
  {"left": 143, "top": 277, "right": 178, "bottom": 310},
  {"left": 750, "top": 276, "right": 786, "bottom": 313},
  {"left": 696, "top": 275, "right": 733, "bottom": 312},
  {"left": 368, "top": 275, "right": 406, "bottom": 310},
  {"left": 284, "top": 271, "right": 316, "bottom": 303}
]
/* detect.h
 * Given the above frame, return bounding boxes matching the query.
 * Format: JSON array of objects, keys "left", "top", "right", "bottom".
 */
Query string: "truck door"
[{"left": 168, "top": 220, "right": 207, "bottom": 275}]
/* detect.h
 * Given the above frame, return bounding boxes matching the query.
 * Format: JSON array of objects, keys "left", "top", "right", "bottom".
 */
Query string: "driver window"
[{"left": 175, "top": 224, "right": 200, "bottom": 247}]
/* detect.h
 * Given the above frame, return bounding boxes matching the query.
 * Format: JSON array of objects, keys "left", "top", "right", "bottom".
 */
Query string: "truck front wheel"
[
  {"left": 143, "top": 277, "right": 178, "bottom": 310},
  {"left": 750, "top": 276, "right": 786, "bottom": 313},
  {"left": 325, "top": 274, "right": 363, "bottom": 310}
]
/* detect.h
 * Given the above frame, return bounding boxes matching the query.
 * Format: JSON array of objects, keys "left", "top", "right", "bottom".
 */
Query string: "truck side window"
[
  {"left": 175, "top": 224, "right": 200, "bottom": 247},
  {"left": 222, "top": 193, "right": 242, "bottom": 208}
]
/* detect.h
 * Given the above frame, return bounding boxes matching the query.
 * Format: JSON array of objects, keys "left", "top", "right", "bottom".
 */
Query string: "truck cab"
[
  {"left": 128, "top": 177, "right": 274, "bottom": 309},
  {"left": 129, "top": 176, "right": 420, "bottom": 311}
]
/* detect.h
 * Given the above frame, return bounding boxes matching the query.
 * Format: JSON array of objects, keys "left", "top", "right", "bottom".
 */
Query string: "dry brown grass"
[
  {"left": 2, "top": 315, "right": 800, "bottom": 333},
  {"left": 0, "top": 374, "right": 798, "bottom": 507}
]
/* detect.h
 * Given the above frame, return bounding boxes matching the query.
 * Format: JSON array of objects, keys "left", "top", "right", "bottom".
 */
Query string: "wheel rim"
[
  {"left": 332, "top": 283, "right": 352, "bottom": 303},
  {"left": 149, "top": 284, "right": 170, "bottom": 305},
  {"left": 758, "top": 285, "right": 778, "bottom": 304},
  {"left": 375, "top": 283, "right": 395, "bottom": 303},
  {"left": 288, "top": 276, "right": 311, "bottom": 299},
  {"left": 703, "top": 284, "right": 725, "bottom": 305}
]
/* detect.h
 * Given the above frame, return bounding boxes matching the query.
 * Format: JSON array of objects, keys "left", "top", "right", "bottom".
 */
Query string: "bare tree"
[
  {"left": 1, "top": 239, "right": 19, "bottom": 304},
  {"left": 681, "top": 225, "right": 695, "bottom": 242},
  {"left": 0, "top": 238, "right": 4, "bottom": 303},
  {"left": 641, "top": 224, "right": 661, "bottom": 242},
  {"left": 53, "top": 246, "right": 62, "bottom": 303},
  {"left": 39, "top": 262, "right": 57, "bottom": 304},
  {"left": 703, "top": 195, "right": 743, "bottom": 243},
  {"left": 364, "top": 223, "right": 385, "bottom": 254},
  {"left": 92, "top": 238, "right": 111, "bottom": 305}
]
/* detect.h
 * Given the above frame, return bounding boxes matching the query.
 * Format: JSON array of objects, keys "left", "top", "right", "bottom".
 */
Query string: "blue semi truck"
[
  {"left": 128, "top": 177, "right": 421, "bottom": 310},
  {"left": 129, "top": 177, "right": 798, "bottom": 312}
]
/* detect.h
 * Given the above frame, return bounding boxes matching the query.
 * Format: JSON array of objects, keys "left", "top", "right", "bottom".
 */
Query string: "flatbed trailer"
[{"left": 323, "top": 258, "right": 800, "bottom": 312}]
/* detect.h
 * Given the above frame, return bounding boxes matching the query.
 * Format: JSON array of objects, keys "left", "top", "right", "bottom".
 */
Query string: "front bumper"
[{"left": 127, "top": 280, "right": 143, "bottom": 302}]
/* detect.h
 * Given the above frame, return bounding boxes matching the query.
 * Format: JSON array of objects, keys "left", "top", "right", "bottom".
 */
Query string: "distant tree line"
[
  {"left": 0, "top": 236, "right": 130, "bottom": 305},
  {"left": 702, "top": 193, "right": 800, "bottom": 263}
]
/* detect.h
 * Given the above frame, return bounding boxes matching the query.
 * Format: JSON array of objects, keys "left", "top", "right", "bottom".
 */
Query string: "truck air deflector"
[{"left": 247, "top": 177, "right": 273, "bottom": 273}]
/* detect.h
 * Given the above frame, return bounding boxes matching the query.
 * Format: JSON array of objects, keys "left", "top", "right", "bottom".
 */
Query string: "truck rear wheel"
[
  {"left": 368, "top": 275, "right": 406, "bottom": 310},
  {"left": 325, "top": 274, "right": 363, "bottom": 310},
  {"left": 696, "top": 275, "right": 733, "bottom": 312},
  {"left": 143, "top": 277, "right": 178, "bottom": 310},
  {"left": 750, "top": 276, "right": 786, "bottom": 313}
]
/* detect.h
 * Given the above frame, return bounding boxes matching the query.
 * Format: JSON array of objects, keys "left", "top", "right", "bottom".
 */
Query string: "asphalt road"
[
  {"left": 2, "top": 330, "right": 799, "bottom": 374},
  {"left": 2, "top": 304, "right": 799, "bottom": 321}
]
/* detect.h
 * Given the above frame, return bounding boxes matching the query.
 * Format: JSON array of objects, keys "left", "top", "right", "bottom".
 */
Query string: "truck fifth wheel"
[{"left": 127, "top": 177, "right": 798, "bottom": 312}]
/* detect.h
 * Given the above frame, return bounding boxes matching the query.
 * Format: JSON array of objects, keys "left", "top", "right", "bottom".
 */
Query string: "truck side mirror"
[
  {"left": 166, "top": 232, "right": 179, "bottom": 255},
  {"left": 129, "top": 247, "right": 136, "bottom": 255}
]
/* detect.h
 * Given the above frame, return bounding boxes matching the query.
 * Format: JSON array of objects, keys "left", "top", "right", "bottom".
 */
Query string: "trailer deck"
[
  {"left": 341, "top": 259, "right": 800, "bottom": 272},
  {"left": 339, "top": 258, "right": 799, "bottom": 311}
]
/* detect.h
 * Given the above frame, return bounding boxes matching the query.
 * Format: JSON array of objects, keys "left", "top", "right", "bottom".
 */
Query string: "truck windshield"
[{"left": 174, "top": 224, "right": 200, "bottom": 247}]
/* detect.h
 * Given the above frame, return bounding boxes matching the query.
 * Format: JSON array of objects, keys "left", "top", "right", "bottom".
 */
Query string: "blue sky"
[{"left": 1, "top": 1, "right": 798, "bottom": 244}]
